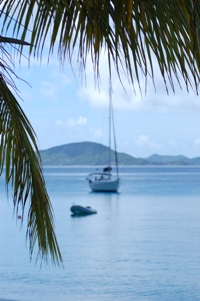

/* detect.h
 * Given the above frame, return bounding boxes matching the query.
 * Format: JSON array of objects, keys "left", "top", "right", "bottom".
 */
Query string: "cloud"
[
  {"left": 40, "top": 81, "right": 57, "bottom": 100},
  {"left": 76, "top": 51, "right": 200, "bottom": 114},
  {"left": 89, "top": 127, "right": 103, "bottom": 139},
  {"left": 66, "top": 118, "right": 76, "bottom": 128},
  {"left": 167, "top": 139, "right": 189, "bottom": 155},
  {"left": 135, "top": 135, "right": 162, "bottom": 150},
  {"left": 168, "top": 139, "right": 179, "bottom": 147},
  {"left": 56, "top": 116, "right": 87, "bottom": 128},
  {"left": 77, "top": 116, "right": 87, "bottom": 125},
  {"left": 16, "top": 42, "right": 200, "bottom": 115},
  {"left": 194, "top": 138, "right": 200, "bottom": 146},
  {"left": 49, "top": 68, "right": 71, "bottom": 85}
]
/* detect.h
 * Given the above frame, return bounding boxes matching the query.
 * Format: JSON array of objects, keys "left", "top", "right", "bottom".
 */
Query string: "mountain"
[
  {"left": 190, "top": 156, "right": 200, "bottom": 165},
  {"left": 40, "top": 141, "right": 149, "bottom": 166},
  {"left": 40, "top": 141, "right": 200, "bottom": 166},
  {"left": 146, "top": 154, "right": 191, "bottom": 165}
]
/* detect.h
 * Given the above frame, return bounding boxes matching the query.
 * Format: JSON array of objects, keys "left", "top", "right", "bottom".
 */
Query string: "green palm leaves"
[
  {"left": 1, "top": 0, "right": 200, "bottom": 92},
  {"left": 0, "top": 76, "right": 62, "bottom": 266}
]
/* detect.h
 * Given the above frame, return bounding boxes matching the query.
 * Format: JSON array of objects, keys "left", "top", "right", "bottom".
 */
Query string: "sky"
[{"left": 6, "top": 43, "right": 200, "bottom": 159}]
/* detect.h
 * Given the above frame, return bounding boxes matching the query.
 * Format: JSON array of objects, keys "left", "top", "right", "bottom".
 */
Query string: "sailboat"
[{"left": 86, "top": 81, "right": 120, "bottom": 192}]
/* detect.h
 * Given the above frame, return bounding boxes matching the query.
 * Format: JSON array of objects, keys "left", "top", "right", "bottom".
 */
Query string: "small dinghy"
[{"left": 70, "top": 205, "right": 97, "bottom": 215}]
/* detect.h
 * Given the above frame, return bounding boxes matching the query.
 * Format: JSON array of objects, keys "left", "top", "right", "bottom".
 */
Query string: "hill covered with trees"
[{"left": 40, "top": 142, "right": 200, "bottom": 166}]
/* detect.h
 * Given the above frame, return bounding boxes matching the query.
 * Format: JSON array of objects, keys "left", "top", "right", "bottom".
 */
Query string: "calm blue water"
[{"left": 0, "top": 166, "right": 200, "bottom": 301}]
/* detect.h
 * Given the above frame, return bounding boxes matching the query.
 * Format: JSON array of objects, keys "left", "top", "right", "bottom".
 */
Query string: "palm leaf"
[
  {"left": 1, "top": 0, "right": 200, "bottom": 92},
  {"left": 0, "top": 35, "right": 31, "bottom": 45},
  {"left": 0, "top": 76, "right": 62, "bottom": 266}
]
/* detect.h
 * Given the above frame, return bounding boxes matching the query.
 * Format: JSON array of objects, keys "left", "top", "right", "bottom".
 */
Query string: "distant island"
[{"left": 39, "top": 141, "right": 200, "bottom": 166}]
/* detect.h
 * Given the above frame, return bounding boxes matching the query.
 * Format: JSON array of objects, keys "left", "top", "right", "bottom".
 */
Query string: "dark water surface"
[{"left": 0, "top": 167, "right": 200, "bottom": 300}]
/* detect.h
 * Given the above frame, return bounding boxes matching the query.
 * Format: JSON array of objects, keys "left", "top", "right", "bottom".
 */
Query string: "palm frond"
[
  {"left": 0, "top": 35, "right": 31, "bottom": 45},
  {"left": 1, "top": 0, "right": 200, "bottom": 92},
  {"left": 0, "top": 76, "right": 62, "bottom": 266}
]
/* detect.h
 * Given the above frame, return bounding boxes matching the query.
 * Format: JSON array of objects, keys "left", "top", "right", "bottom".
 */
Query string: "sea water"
[{"left": 0, "top": 166, "right": 200, "bottom": 301}]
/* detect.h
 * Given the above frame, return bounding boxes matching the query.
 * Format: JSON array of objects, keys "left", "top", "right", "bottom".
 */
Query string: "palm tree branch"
[
  {"left": 1, "top": 0, "right": 200, "bottom": 92},
  {"left": 0, "top": 76, "right": 62, "bottom": 266}
]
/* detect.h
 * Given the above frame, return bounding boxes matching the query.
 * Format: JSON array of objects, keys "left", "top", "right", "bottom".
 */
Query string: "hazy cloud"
[
  {"left": 168, "top": 139, "right": 178, "bottom": 147},
  {"left": 77, "top": 116, "right": 87, "bottom": 125},
  {"left": 194, "top": 138, "right": 200, "bottom": 146},
  {"left": 40, "top": 81, "right": 57, "bottom": 100},
  {"left": 56, "top": 116, "right": 87, "bottom": 128},
  {"left": 135, "top": 135, "right": 162, "bottom": 150},
  {"left": 77, "top": 52, "right": 200, "bottom": 113},
  {"left": 89, "top": 128, "right": 104, "bottom": 139}
]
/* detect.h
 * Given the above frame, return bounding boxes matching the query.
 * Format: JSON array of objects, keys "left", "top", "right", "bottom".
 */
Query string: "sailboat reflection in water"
[{"left": 86, "top": 81, "right": 120, "bottom": 192}]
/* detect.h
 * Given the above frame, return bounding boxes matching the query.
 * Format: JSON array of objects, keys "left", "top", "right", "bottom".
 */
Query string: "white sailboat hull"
[{"left": 88, "top": 177, "right": 120, "bottom": 192}]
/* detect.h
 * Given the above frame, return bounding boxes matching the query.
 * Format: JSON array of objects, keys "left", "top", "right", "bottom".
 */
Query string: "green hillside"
[
  {"left": 146, "top": 154, "right": 191, "bottom": 165},
  {"left": 40, "top": 141, "right": 149, "bottom": 166},
  {"left": 40, "top": 142, "right": 200, "bottom": 166},
  {"left": 191, "top": 156, "right": 200, "bottom": 165}
]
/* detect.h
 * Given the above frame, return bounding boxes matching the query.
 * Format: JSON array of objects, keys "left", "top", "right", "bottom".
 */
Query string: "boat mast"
[
  {"left": 112, "top": 101, "right": 119, "bottom": 179},
  {"left": 108, "top": 78, "right": 119, "bottom": 179},
  {"left": 108, "top": 79, "right": 111, "bottom": 175}
]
